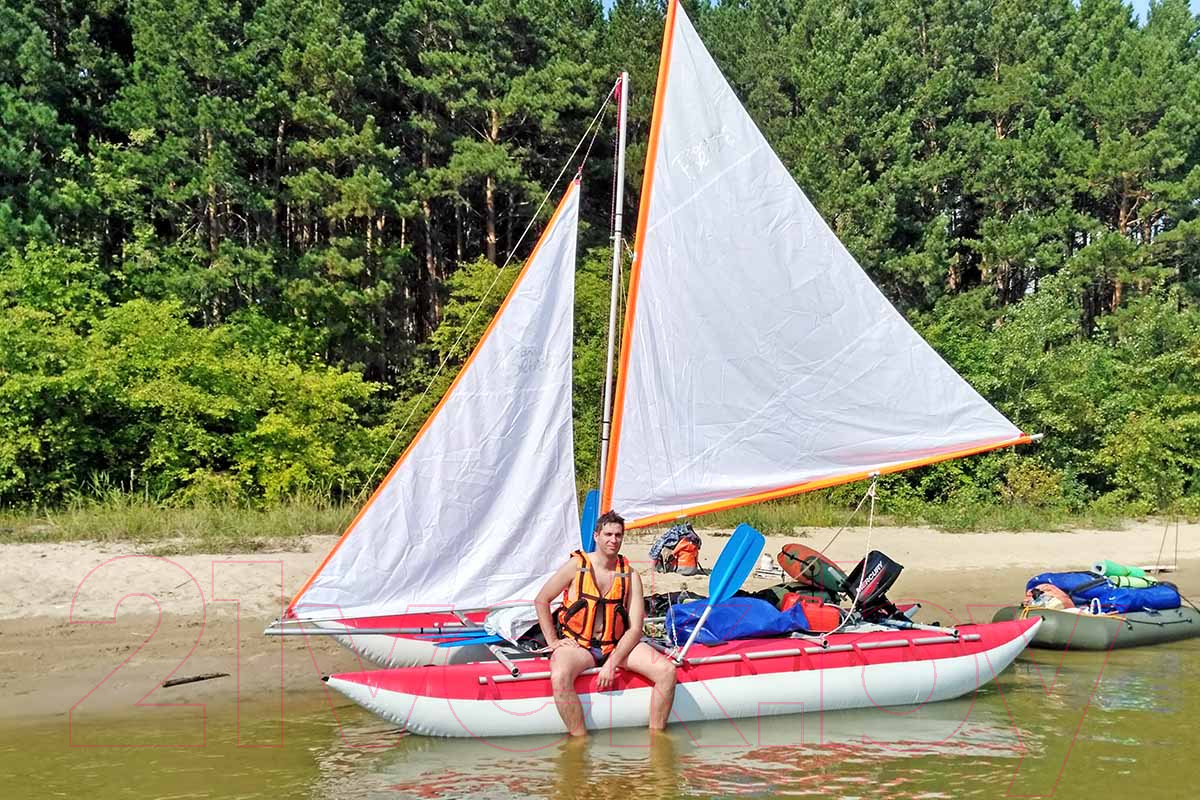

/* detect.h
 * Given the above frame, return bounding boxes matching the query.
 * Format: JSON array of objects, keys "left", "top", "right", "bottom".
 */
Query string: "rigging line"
[
  {"left": 819, "top": 479, "right": 877, "bottom": 555},
  {"left": 1154, "top": 519, "right": 1170, "bottom": 575},
  {"left": 1180, "top": 591, "right": 1200, "bottom": 614},
  {"left": 579, "top": 81, "right": 616, "bottom": 170},
  {"left": 609, "top": 94, "right": 620, "bottom": 234},
  {"left": 338, "top": 85, "right": 617, "bottom": 522},
  {"left": 1120, "top": 612, "right": 1197, "bottom": 626},
  {"left": 820, "top": 474, "right": 880, "bottom": 640},
  {"left": 861, "top": 475, "right": 878, "bottom": 599}
]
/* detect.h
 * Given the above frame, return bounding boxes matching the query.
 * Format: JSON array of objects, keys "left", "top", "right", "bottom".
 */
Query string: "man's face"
[{"left": 595, "top": 522, "right": 624, "bottom": 557}]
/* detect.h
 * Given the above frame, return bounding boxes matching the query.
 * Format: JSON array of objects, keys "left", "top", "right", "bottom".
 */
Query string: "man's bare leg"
[
  {"left": 550, "top": 646, "right": 596, "bottom": 737},
  {"left": 624, "top": 642, "right": 678, "bottom": 731}
]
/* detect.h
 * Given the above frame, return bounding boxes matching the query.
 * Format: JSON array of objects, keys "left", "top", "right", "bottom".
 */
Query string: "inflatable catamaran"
[
  {"left": 325, "top": 617, "right": 1037, "bottom": 739},
  {"left": 275, "top": 0, "right": 1043, "bottom": 734}
]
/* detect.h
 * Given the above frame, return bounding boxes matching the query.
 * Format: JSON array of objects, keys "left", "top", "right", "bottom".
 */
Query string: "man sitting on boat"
[{"left": 535, "top": 510, "right": 678, "bottom": 736}]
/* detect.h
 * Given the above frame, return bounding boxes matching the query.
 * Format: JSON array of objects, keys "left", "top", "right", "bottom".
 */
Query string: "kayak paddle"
[
  {"left": 413, "top": 629, "right": 491, "bottom": 640},
  {"left": 579, "top": 489, "right": 599, "bottom": 552},
  {"left": 674, "top": 523, "right": 766, "bottom": 663},
  {"left": 436, "top": 634, "right": 505, "bottom": 648}
]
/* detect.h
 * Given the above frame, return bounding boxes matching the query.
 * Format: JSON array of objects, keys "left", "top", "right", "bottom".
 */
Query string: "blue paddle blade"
[
  {"left": 707, "top": 523, "right": 766, "bottom": 604},
  {"left": 579, "top": 489, "right": 600, "bottom": 552},
  {"left": 412, "top": 630, "right": 489, "bottom": 640},
  {"left": 435, "top": 634, "right": 504, "bottom": 648}
]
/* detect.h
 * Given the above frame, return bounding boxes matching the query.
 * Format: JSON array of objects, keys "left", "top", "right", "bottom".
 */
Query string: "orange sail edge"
[
  {"left": 624, "top": 433, "right": 1037, "bottom": 531},
  {"left": 284, "top": 180, "right": 581, "bottom": 619},
  {"left": 600, "top": 0, "right": 679, "bottom": 514}
]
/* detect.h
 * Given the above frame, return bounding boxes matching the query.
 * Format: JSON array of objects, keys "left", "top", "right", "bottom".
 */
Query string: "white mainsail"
[
  {"left": 288, "top": 181, "right": 582, "bottom": 621},
  {"left": 602, "top": 2, "right": 1029, "bottom": 527}
]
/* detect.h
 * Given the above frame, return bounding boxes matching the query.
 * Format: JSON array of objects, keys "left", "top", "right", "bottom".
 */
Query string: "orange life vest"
[{"left": 556, "top": 550, "right": 631, "bottom": 654}]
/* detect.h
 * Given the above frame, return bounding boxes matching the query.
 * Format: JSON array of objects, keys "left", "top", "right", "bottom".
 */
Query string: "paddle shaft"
[
  {"left": 263, "top": 601, "right": 533, "bottom": 631},
  {"left": 674, "top": 606, "right": 712, "bottom": 663},
  {"left": 263, "top": 625, "right": 481, "bottom": 637},
  {"left": 265, "top": 614, "right": 668, "bottom": 639},
  {"left": 455, "top": 611, "right": 520, "bottom": 676},
  {"left": 878, "top": 618, "right": 959, "bottom": 638}
]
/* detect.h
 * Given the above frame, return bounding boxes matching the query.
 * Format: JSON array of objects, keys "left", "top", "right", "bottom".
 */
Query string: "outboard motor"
[{"left": 842, "top": 551, "right": 904, "bottom": 621}]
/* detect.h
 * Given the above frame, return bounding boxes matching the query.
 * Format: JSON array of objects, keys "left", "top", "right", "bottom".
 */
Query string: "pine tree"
[
  {"left": 0, "top": 1, "right": 77, "bottom": 244},
  {"left": 1066, "top": 0, "right": 1200, "bottom": 325}
]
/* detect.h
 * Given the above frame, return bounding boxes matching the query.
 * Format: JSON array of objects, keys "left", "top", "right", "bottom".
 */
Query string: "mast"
[{"left": 598, "top": 72, "right": 629, "bottom": 498}]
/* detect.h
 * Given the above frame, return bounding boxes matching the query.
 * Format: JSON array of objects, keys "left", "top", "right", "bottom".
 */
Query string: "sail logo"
[
  {"left": 515, "top": 346, "right": 549, "bottom": 374},
  {"left": 671, "top": 125, "right": 735, "bottom": 180}
]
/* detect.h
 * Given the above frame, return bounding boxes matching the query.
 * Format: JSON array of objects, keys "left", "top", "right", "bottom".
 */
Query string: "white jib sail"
[
  {"left": 604, "top": 4, "right": 1024, "bottom": 526},
  {"left": 288, "top": 182, "right": 582, "bottom": 621}
]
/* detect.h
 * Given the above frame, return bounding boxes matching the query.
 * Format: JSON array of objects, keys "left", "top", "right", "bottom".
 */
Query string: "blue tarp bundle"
[
  {"left": 666, "top": 597, "right": 811, "bottom": 646},
  {"left": 1026, "top": 571, "right": 1181, "bottom": 613}
]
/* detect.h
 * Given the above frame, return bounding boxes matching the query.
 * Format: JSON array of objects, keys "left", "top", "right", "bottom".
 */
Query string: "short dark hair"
[{"left": 594, "top": 510, "right": 625, "bottom": 533}]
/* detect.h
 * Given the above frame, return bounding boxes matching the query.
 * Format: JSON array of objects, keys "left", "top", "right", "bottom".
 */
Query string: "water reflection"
[
  {"left": 4, "top": 639, "right": 1197, "bottom": 800},
  {"left": 1013, "top": 641, "right": 1196, "bottom": 716},
  {"left": 549, "top": 735, "right": 682, "bottom": 800},
  {"left": 313, "top": 700, "right": 1029, "bottom": 800}
]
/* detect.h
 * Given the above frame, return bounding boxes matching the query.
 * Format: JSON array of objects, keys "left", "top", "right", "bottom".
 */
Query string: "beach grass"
[
  {"left": 0, "top": 486, "right": 1154, "bottom": 554},
  {"left": 0, "top": 494, "right": 352, "bottom": 554},
  {"left": 702, "top": 493, "right": 876, "bottom": 535},
  {"left": 897, "top": 500, "right": 1130, "bottom": 533},
  {"left": 633, "top": 491, "right": 1134, "bottom": 538}
]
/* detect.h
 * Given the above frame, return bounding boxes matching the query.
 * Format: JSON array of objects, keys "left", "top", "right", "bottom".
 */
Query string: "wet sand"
[{"left": 4, "top": 521, "right": 1197, "bottom": 722}]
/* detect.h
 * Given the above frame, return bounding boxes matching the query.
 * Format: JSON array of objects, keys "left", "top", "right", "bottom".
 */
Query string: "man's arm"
[
  {"left": 535, "top": 559, "right": 578, "bottom": 649},
  {"left": 606, "top": 571, "right": 645, "bottom": 669}
]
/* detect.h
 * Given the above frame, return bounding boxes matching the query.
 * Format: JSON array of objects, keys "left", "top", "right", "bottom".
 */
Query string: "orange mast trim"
[
  {"left": 625, "top": 433, "right": 1035, "bottom": 530},
  {"left": 600, "top": 0, "right": 679, "bottom": 513},
  {"left": 285, "top": 180, "right": 581, "bottom": 618}
]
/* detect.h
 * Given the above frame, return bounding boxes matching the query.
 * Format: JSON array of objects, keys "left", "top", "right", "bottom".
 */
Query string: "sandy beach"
[{"left": 5, "top": 520, "right": 1198, "bottom": 722}]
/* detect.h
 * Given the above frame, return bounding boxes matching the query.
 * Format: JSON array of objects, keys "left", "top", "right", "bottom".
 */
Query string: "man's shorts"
[{"left": 587, "top": 646, "right": 611, "bottom": 667}]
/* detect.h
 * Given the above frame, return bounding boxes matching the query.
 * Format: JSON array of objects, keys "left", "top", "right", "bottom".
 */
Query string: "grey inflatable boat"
[{"left": 992, "top": 604, "right": 1200, "bottom": 650}]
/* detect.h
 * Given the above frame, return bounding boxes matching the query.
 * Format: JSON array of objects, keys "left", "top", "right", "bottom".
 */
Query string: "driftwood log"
[{"left": 161, "top": 672, "right": 230, "bottom": 688}]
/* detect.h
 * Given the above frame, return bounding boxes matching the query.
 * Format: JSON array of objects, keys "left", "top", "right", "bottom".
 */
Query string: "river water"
[{"left": 7, "top": 640, "right": 1198, "bottom": 799}]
